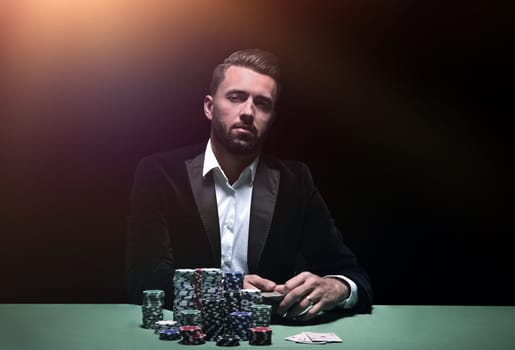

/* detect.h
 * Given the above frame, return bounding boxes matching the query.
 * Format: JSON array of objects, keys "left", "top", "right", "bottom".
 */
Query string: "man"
[{"left": 126, "top": 49, "right": 372, "bottom": 320}]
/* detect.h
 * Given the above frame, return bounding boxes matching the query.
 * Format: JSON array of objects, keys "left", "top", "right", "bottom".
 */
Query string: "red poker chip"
[
  {"left": 181, "top": 332, "right": 206, "bottom": 345},
  {"left": 249, "top": 327, "right": 272, "bottom": 333},
  {"left": 180, "top": 325, "right": 205, "bottom": 343},
  {"left": 248, "top": 327, "right": 272, "bottom": 345},
  {"left": 180, "top": 325, "right": 202, "bottom": 332}
]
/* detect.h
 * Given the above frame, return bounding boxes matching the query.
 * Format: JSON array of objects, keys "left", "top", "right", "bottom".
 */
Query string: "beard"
[{"left": 211, "top": 117, "right": 264, "bottom": 156}]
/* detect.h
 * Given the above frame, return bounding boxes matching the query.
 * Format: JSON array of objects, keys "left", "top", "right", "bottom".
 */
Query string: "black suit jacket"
[{"left": 126, "top": 142, "right": 372, "bottom": 312}]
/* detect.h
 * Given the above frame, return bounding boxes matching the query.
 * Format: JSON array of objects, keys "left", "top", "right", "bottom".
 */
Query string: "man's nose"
[{"left": 240, "top": 99, "right": 255, "bottom": 123}]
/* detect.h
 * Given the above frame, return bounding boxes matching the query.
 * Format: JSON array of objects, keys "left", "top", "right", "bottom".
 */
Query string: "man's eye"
[
  {"left": 255, "top": 99, "right": 272, "bottom": 110},
  {"left": 227, "top": 94, "right": 243, "bottom": 102}
]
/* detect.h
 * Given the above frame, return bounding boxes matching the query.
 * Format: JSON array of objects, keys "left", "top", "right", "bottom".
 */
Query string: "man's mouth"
[{"left": 232, "top": 124, "right": 256, "bottom": 134}]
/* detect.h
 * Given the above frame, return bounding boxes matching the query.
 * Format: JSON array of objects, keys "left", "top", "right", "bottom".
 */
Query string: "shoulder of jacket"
[{"left": 261, "top": 155, "right": 311, "bottom": 178}]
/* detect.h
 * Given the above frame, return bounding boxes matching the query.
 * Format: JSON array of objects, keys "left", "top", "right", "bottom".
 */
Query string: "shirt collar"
[{"left": 202, "top": 139, "right": 259, "bottom": 185}]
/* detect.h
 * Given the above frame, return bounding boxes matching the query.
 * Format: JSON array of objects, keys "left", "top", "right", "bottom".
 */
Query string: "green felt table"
[{"left": 1, "top": 304, "right": 514, "bottom": 349}]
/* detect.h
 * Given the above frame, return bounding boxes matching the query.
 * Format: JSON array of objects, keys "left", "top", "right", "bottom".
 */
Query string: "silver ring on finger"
[{"left": 305, "top": 295, "right": 314, "bottom": 307}]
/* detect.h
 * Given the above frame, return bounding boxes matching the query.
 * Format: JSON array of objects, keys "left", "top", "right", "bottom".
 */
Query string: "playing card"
[
  {"left": 305, "top": 332, "right": 343, "bottom": 343},
  {"left": 285, "top": 332, "right": 327, "bottom": 344},
  {"left": 285, "top": 332, "right": 312, "bottom": 343},
  {"left": 261, "top": 291, "right": 284, "bottom": 302}
]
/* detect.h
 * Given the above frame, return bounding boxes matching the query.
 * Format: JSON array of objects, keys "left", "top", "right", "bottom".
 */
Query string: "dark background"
[{"left": 1, "top": 1, "right": 513, "bottom": 305}]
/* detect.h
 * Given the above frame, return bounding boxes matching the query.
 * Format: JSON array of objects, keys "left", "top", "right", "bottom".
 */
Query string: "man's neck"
[{"left": 210, "top": 140, "right": 258, "bottom": 185}]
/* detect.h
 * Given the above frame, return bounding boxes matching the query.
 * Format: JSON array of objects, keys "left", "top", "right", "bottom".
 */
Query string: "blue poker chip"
[
  {"left": 230, "top": 311, "right": 251, "bottom": 317},
  {"left": 229, "top": 312, "right": 252, "bottom": 341},
  {"left": 159, "top": 328, "right": 181, "bottom": 341}
]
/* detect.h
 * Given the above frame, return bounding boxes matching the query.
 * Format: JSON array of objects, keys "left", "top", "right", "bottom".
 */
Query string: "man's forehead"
[{"left": 219, "top": 66, "right": 277, "bottom": 98}]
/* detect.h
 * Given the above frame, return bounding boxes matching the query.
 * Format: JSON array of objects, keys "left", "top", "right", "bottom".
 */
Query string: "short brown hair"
[{"left": 209, "top": 49, "right": 281, "bottom": 98}]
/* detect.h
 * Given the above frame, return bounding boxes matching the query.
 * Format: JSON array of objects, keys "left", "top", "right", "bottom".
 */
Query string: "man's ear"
[{"left": 204, "top": 95, "right": 214, "bottom": 120}]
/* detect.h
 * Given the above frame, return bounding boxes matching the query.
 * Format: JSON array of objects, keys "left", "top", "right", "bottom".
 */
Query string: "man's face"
[{"left": 204, "top": 65, "right": 277, "bottom": 156}]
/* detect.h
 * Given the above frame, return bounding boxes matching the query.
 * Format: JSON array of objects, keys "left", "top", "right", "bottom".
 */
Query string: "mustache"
[{"left": 231, "top": 123, "right": 257, "bottom": 134}]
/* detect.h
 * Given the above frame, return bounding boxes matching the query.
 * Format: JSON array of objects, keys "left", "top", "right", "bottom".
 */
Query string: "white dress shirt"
[
  {"left": 203, "top": 139, "right": 258, "bottom": 273},
  {"left": 202, "top": 139, "right": 358, "bottom": 308}
]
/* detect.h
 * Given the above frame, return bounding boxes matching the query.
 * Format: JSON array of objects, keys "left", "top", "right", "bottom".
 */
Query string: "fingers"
[
  {"left": 276, "top": 272, "right": 348, "bottom": 321},
  {"left": 277, "top": 272, "right": 319, "bottom": 316},
  {"left": 274, "top": 284, "right": 286, "bottom": 294},
  {"left": 244, "top": 274, "right": 276, "bottom": 292},
  {"left": 245, "top": 272, "right": 347, "bottom": 321},
  {"left": 282, "top": 293, "right": 319, "bottom": 319},
  {"left": 294, "top": 296, "right": 323, "bottom": 321}
]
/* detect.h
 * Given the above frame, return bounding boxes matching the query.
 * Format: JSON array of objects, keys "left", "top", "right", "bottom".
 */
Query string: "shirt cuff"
[{"left": 323, "top": 274, "right": 358, "bottom": 309}]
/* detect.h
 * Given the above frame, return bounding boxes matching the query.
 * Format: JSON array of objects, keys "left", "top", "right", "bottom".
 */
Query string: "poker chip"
[
  {"left": 250, "top": 304, "right": 272, "bottom": 327},
  {"left": 223, "top": 291, "right": 242, "bottom": 311},
  {"left": 201, "top": 298, "right": 226, "bottom": 341},
  {"left": 154, "top": 319, "right": 178, "bottom": 334},
  {"left": 248, "top": 326, "right": 272, "bottom": 345},
  {"left": 223, "top": 271, "right": 245, "bottom": 292},
  {"left": 158, "top": 328, "right": 181, "bottom": 341},
  {"left": 173, "top": 268, "right": 223, "bottom": 324},
  {"left": 143, "top": 266, "right": 274, "bottom": 346},
  {"left": 180, "top": 325, "right": 206, "bottom": 345},
  {"left": 155, "top": 320, "right": 177, "bottom": 327},
  {"left": 216, "top": 334, "right": 241, "bottom": 347},
  {"left": 240, "top": 289, "right": 262, "bottom": 312},
  {"left": 182, "top": 334, "right": 206, "bottom": 345},
  {"left": 230, "top": 311, "right": 252, "bottom": 341},
  {"left": 200, "top": 268, "right": 224, "bottom": 300},
  {"left": 141, "top": 290, "right": 164, "bottom": 329},
  {"left": 173, "top": 269, "right": 197, "bottom": 324},
  {"left": 179, "top": 309, "right": 202, "bottom": 327}
]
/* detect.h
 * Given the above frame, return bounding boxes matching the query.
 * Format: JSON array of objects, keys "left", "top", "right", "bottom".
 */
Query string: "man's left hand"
[
  {"left": 244, "top": 274, "right": 277, "bottom": 292},
  {"left": 274, "top": 271, "right": 349, "bottom": 321}
]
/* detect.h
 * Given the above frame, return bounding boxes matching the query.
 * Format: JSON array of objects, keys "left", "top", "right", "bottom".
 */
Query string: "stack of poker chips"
[
  {"left": 179, "top": 325, "right": 206, "bottom": 345},
  {"left": 173, "top": 268, "right": 223, "bottom": 324},
  {"left": 173, "top": 269, "right": 197, "bottom": 324},
  {"left": 154, "top": 320, "right": 181, "bottom": 341},
  {"left": 223, "top": 271, "right": 245, "bottom": 291},
  {"left": 158, "top": 328, "right": 181, "bottom": 341},
  {"left": 199, "top": 268, "right": 224, "bottom": 301},
  {"left": 168, "top": 268, "right": 272, "bottom": 345},
  {"left": 179, "top": 309, "right": 202, "bottom": 327},
  {"left": 154, "top": 320, "right": 177, "bottom": 334},
  {"left": 216, "top": 334, "right": 240, "bottom": 346},
  {"left": 222, "top": 272, "right": 263, "bottom": 341},
  {"left": 201, "top": 298, "right": 226, "bottom": 341},
  {"left": 141, "top": 289, "right": 164, "bottom": 329},
  {"left": 229, "top": 311, "right": 253, "bottom": 341},
  {"left": 240, "top": 288, "right": 262, "bottom": 312},
  {"left": 223, "top": 291, "right": 242, "bottom": 312},
  {"left": 223, "top": 291, "right": 242, "bottom": 330},
  {"left": 250, "top": 304, "right": 272, "bottom": 327},
  {"left": 248, "top": 327, "right": 273, "bottom": 345}
]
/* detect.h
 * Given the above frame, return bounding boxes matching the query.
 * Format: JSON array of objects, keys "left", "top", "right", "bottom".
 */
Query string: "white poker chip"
[{"left": 155, "top": 320, "right": 177, "bottom": 327}]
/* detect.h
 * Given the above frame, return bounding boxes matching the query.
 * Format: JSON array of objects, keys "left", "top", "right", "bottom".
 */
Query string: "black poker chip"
[{"left": 216, "top": 334, "right": 241, "bottom": 347}]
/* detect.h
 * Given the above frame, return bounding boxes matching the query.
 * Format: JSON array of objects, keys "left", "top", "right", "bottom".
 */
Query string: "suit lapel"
[
  {"left": 248, "top": 159, "right": 280, "bottom": 273},
  {"left": 185, "top": 152, "right": 221, "bottom": 266}
]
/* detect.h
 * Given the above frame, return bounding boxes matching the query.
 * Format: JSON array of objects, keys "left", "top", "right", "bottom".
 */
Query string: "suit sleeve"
[
  {"left": 126, "top": 156, "right": 174, "bottom": 308},
  {"left": 299, "top": 163, "right": 373, "bottom": 313}
]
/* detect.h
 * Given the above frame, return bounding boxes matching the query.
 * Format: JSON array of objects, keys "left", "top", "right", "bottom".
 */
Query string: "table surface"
[{"left": 1, "top": 304, "right": 514, "bottom": 350}]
